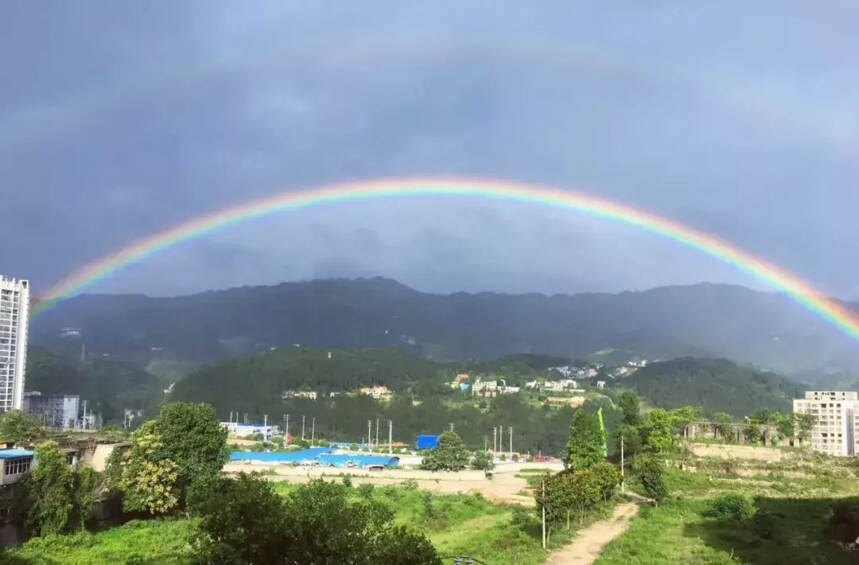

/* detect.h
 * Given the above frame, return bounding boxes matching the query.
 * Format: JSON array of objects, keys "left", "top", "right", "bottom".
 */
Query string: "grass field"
[
  {"left": 597, "top": 497, "right": 858, "bottom": 565},
  {"left": 4, "top": 519, "right": 196, "bottom": 565},
  {"left": 600, "top": 448, "right": 859, "bottom": 565},
  {"left": 3, "top": 479, "right": 613, "bottom": 565}
]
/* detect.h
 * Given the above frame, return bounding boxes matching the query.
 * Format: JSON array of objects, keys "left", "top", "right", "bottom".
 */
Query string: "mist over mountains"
[{"left": 31, "top": 277, "right": 859, "bottom": 379}]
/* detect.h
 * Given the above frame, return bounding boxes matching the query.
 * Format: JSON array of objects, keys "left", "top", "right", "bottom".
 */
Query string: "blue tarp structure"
[
  {"left": 416, "top": 435, "right": 439, "bottom": 450},
  {"left": 230, "top": 447, "right": 398, "bottom": 468}
]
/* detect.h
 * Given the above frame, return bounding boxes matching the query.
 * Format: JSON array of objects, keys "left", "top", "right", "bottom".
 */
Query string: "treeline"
[{"left": 625, "top": 358, "right": 803, "bottom": 417}]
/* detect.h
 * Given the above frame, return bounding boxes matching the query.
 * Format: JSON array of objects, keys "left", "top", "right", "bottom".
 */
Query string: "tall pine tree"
[{"left": 564, "top": 409, "right": 606, "bottom": 471}]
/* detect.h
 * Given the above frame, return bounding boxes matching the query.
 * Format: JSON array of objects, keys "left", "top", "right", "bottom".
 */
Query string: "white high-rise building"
[
  {"left": 0, "top": 276, "right": 30, "bottom": 412},
  {"left": 793, "top": 391, "right": 859, "bottom": 457}
]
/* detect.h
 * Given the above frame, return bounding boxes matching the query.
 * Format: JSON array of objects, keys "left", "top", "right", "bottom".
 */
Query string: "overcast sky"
[{"left": 3, "top": 1, "right": 858, "bottom": 299}]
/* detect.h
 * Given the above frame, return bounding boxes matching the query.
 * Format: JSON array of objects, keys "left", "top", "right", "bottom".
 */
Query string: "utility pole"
[
  {"left": 367, "top": 420, "right": 372, "bottom": 449},
  {"left": 264, "top": 414, "right": 267, "bottom": 428},
  {"left": 301, "top": 415, "right": 305, "bottom": 441},
  {"left": 509, "top": 426, "right": 513, "bottom": 456},
  {"left": 311, "top": 417, "right": 315, "bottom": 445},
  {"left": 493, "top": 427, "right": 497, "bottom": 452},
  {"left": 484, "top": 436, "right": 487, "bottom": 452},
  {"left": 285, "top": 414, "right": 289, "bottom": 439},
  {"left": 449, "top": 422, "right": 454, "bottom": 432},
  {"left": 375, "top": 417, "right": 379, "bottom": 447},
  {"left": 499, "top": 426, "right": 503, "bottom": 455},
  {"left": 388, "top": 420, "right": 393, "bottom": 454},
  {"left": 620, "top": 434, "right": 625, "bottom": 494},
  {"left": 541, "top": 477, "right": 547, "bottom": 549},
  {"left": 244, "top": 413, "right": 248, "bottom": 425}
]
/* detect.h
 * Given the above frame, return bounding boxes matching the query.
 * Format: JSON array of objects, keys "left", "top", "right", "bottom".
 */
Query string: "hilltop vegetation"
[
  {"left": 624, "top": 358, "right": 803, "bottom": 417},
  {"left": 26, "top": 347, "right": 162, "bottom": 422},
  {"left": 31, "top": 278, "right": 859, "bottom": 374},
  {"left": 173, "top": 346, "right": 444, "bottom": 403}
]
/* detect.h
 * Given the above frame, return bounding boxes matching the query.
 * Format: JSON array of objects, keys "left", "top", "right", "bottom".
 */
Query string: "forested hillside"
[
  {"left": 26, "top": 347, "right": 162, "bottom": 422},
  {"left": 625, "top": 358, "right": 803, "bottom": 417},
  {"left": 30, "top": 278, "right": 859, "bottom": 375},
  {"left": 171, "top": 347, "right": 446, "bottom": 410}
]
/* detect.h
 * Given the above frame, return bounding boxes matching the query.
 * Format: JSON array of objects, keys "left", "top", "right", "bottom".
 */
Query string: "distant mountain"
[
  {"left": 30, "top": 277, "right": 859, "bottom": 376},
  {"left": 625, "top": 358, "right": 803, "bottom": 417}
]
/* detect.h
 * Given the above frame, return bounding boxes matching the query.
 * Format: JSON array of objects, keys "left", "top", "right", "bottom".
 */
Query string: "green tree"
[
  {"left": 280, "top": 480, "right": 439, "bottom": 564},
  {"left": 470, "top": 452, "right": 494, "bottom": 471},
  {"left": 0, "top": 411, "right": 46, "bottom": 445},
  {"left": 154, "top": 403, "right": 228, "bottom": 494},
  {"left": 712, "top": 412, "right": 735, "bottom": 442},
  {"left": 119, "top": 420, "right": 181, "bottom": 514},
  {"left": 568, "top": 469, "right": 602, "bottom": 524},
  {"left": 618, "top": 391, "right": 641, "bottom": 426},
  {"left": 668, "top": 406, "right": 698, "bottom": 435},
  {"left": 776, "top": 413, "right": 794, "bottom": 440},
  {"left": 614, "top": 424, "right": 641, "bottom": 458},
  {"left": 193, "top": 474, "right": 288, "bottom": 564},
  {"left": 633, "top": 455, "right": 667, "bottom": 503},
  {"left": 564, "top": 410, "right": 605, "bottom": 471},
  {"left": 794, "top": 412, "right": 816, "bottom": 445},
  {"left": 591, "top": 461, "right": 622, "bottom": 503},
  {"left": 420, "top": 431, "right": 469, "bottom": 471},
  {"left": 27, "top": 441, "right": 75, "bottom": 535},
  {"left": 118, "top": 403, "right": 227, "bottom": 513},
  {"left": 72, "top": 467, "right": 101, "bottom": 530},
  {"left": 744, "top": 422, "right": 762, "bottom": 444},
  {"left": 642, "top": 409, "right": 674, "bottom": 453},
  {"left": 534, "top": 472, "right": 572, "bottom": 535}
]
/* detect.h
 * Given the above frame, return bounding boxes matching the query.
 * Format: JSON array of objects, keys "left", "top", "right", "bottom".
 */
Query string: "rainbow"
[{"left": 34, "top": 177, "right": 859, "bottom": 343}]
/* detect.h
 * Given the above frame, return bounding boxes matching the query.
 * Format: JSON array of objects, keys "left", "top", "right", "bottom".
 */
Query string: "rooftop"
[{"left": 0, "top": 449, "right": 34, "bottom": 459}]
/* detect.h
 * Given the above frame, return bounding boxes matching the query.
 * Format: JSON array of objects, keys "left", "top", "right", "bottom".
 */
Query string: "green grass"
[
  {"left": 5, "top": 519, "right": 196, "bottom": 564},
  {"left": 598, "top": 497, "right": 858, "bottom": 565}
]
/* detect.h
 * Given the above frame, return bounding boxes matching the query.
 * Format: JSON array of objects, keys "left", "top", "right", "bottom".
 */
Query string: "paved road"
[{"left": 546, "top": 503, "right": 639, "bottom": 565}]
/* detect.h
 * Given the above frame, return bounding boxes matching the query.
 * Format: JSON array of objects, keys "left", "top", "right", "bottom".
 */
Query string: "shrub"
[
  {"left": 401, "top": 479, "right": 418, "bottom": 491},
  {"left": 633, "top": 455, "right": 668, "bottom": 502},
  {"left": 341, "top": 475, "right": 353, "bottom": 488},
  {"left": 420, "top": 432, "right": 469, "bottom": 471},
  {"left": 470, "top": 452, "right": 494, "bottom": 471},
  {"left": 357, "top": 484, "right": 374, "bottom": 500},
  {"left": 708, "top": 494, "right": 755, "bottom": 521}
]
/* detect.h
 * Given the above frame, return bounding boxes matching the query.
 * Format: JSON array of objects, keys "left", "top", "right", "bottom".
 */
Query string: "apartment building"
[
  {"left": 0, "top": 276, "right": 29, "bottom": 412},
  {"left": 793, "top": 391, "right": 858, "bottom": 457},
  {"left": 24, "top": 392, "right": 80, "bottom": 429}
]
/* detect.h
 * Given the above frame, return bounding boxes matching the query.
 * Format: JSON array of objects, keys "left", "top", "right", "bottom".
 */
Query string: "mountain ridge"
[{"left": 31, "top": 277, "right": 859, "bottom": 377}]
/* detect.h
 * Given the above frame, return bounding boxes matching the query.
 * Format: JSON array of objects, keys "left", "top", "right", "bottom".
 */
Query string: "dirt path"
[{"left": 546, "top": 503, "right": 639, "bottom": 565}]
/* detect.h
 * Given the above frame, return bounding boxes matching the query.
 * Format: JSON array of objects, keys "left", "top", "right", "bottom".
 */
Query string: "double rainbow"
[{"left": 35, "top": 177, "right": 859, "bottom": 343}]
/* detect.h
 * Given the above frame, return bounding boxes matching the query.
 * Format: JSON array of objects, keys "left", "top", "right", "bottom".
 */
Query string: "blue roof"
[
  {"left": 0, "top": 449, "right": 34, "bottom": 459},
  {"left": 229, "top": 448, "right": 398, "bottom": 468}
]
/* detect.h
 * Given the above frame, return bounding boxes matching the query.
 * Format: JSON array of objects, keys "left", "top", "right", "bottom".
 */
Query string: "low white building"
[
  {"left": 472, "top": 379, "right": 498, "bottom": 397},
  {"left": 359, "top": 385, "right": 392, "bottom": 401},
  {"left": 220, "top": 422, "right": 279, "bottom": 441}
]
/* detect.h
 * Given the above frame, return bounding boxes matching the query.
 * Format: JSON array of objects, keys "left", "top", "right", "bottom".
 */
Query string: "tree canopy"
[
  {"left": 564, "top": 410, "right": 606, "bottom": 471},
  {"left": 421, "top": 431, "right": 470, "bottom": 471},
  {"left": 193, "top": 475, "right": 440, "bottom": 564}
]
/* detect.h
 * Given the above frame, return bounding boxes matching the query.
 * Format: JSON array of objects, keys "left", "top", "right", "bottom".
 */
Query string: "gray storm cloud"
[{"left": 2, "top": 1, "right": 858, "bottom": 300}]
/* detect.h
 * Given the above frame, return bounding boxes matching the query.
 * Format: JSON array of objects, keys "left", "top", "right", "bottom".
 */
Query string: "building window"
[{"left": 3, "top": 457, "right": 31, "bottom": 476}]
